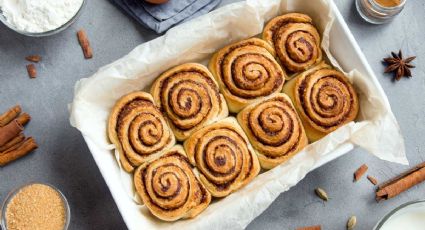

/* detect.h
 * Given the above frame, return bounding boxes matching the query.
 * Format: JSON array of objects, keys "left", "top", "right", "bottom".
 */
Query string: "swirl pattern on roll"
[
  {"left": 237, "top": 93, "right": 308, "bottom": 169},
  {"left": 263, "top": 13, "right": 322, "bottom": 73},
  {"left": 293, "top": 62, "right": 359, "bottom": 135},
  {"left": 108, "top": 92, "right": 175, "bottom": 172},
  {"left": 184, "top": 117, "right": 260, "bottom": 197},
  {"left": 151, "top": 63, "right": 228, "bottom": 141},
  {"left": 134, "top": 146, "right": 211, "bottom": 221},
  {"left": 209, "top": 38, "right": 286, "bottom": 113}
]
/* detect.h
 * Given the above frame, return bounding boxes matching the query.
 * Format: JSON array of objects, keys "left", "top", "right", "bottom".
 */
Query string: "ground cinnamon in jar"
[
  {"left": 5, "top": 184, "right": 67, "bottom": 230},
  {"left": 356, "top": 0, "right": 406, "bottom": 24},
  {"left": 374, "top": 0, "right": 401, "bottom": 7}
]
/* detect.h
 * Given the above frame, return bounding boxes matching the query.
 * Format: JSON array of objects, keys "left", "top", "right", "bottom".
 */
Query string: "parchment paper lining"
[{"left": 69, "top": 0, "right": 406, "bottom": 229}]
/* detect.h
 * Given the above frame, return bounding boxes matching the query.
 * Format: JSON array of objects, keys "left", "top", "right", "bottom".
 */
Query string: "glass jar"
[
  {"left": 1, "top": 183, "right": 70, "bottom": 230},
  {"left": 356, "top": 0, "right": 406, "bottom": 24}
]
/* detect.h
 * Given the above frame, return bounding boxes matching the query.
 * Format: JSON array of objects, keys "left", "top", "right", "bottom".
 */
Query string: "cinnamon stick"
[
  {"left": 25, "top": 55, "right": 42, "bottom": 63},
  {"left": 354, "top": 164, "right": 368, "bottom": 182},
  {"left": 0, "top": 105, "right": 21, "bottom": 127},
  {"left": 16, "top": 113, "right": 31, "bottom": 126},
  {"left": 0, "top": 137, "right": 38, "bottom": 166},
  {"left": 26, "top": 64, "right": 37, "bottom": 78},
  {"left": 0, "top": 120, "right": 23, "bottom": 146},
  {"left": 376, "top": 162, "right": 425, "bottom": 201},
  {"left": 0, "top": 133, "right": 25, "bottom": 152},
  {"left": 296, "top": 226, "right": 321, "bottom": 230},
  {"left": 77, "top": 29, "right": 93, "bottom": 59},
  {"left": 0, "top": 137, "right": 25, "bottom": 154},
  {"left": 367, "top": 175, "right": 378, "bottom": 185}
]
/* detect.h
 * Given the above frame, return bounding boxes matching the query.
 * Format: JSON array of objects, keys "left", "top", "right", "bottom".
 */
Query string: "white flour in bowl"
[{"left": 0, "top": 0, "right": 83, "bottom": 33}]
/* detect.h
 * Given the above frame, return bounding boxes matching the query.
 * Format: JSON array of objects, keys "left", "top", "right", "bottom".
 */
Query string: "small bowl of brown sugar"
[{"left": 1, "top": 183, "right": 70, "bottom": 230}]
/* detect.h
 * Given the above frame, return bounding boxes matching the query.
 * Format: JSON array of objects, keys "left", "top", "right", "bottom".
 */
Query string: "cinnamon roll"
[
  {"left": 108, "top": 91, "right": 175, "bottom": 172},
  {"left": 263, "top": 13, "right": 322, "bottom": 74},
  {"left": 237, "top": 93, "right": 308, "bottom": 169},
  {"left": 134, "top": 145, "right": 211, "bottom": 221},
  {"left": 282, "top": 62, "right": 359, "bottom": 141},
  {"left": 184, "top": 117, "right": 260, "bottom": 197},
  {"left": 151, "top": 63, "right": 228, "bottom": 141},
  {"left": 209, "top": 38, "right": 286, "bottom": 113}
]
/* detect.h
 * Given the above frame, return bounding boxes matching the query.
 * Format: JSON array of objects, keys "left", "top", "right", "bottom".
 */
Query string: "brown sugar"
[{"left": 5, "top": 184, "right": 67, "bottom": 230}]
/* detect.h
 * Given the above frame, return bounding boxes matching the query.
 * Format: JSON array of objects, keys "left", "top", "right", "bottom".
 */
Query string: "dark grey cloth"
[{"left": 110, "top": 0, "right": 221, "bottom": 33}]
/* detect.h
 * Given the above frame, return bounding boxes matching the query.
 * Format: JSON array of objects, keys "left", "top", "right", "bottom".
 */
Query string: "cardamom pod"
[
  {"left": 314, "top": 187, "right": 328, "bottom": 201},
  {"left": 347, "top": 216, "right": 357, "bottom": 230}
]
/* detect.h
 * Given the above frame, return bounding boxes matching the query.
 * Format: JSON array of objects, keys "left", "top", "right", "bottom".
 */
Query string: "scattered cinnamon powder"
[
  {"left": 25, "top": 55, "right": 42, "bottom": 63},
  {"left": 26, "top": 64, "right": 37, "bottom": 79},
  {"left": 354, "top": 164, "right": 368, "bottom": 182},
  {"left": 5, "top": 184, "right": 66, "bottom": 230},
  {"left": 367, "top": 175, "right": 378, "bottom": 185},
  {"left": 77, "top": 29, "right": 93, "bottom": 59},
  {"left": 296, "top": 226, "right": 321, "bottom": 230}
]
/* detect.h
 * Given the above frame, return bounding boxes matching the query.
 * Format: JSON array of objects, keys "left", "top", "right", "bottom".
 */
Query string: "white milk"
[{"left": 379, "top": 202, "right": 425, "bottom": 230}]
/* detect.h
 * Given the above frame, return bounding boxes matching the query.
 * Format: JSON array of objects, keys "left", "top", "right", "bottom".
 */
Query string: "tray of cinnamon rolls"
[
  {"left": 106, "top": 12, "right": 359, "bottom": 222},
  {"left": 70, "top": 0, "right": 405, "bottom": 228}
]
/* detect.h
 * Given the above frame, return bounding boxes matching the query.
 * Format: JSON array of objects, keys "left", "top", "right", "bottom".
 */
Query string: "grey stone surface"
[{"left": 0, "top": 0, "right": 424, "bottom": 229}]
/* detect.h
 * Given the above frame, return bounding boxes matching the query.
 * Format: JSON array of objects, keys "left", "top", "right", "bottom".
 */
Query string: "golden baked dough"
[
  {"left": 151, "top": 63, "right": 228, "bottom": 141},
  {"left": 282, "top": 62, "right": 359, "bottom": 141},
  {"left": 209, "top": 38, "right": 286, "bottom": 113},
  {"left": 108, "top": 91, "right": 175, "bottom": 172},
  {"left": 237, "top": 93, "right": 308, "bottom": 169},
  {"left": 134, "top": 145, "right": 211, "bottom": 222},
  {"left": 263, "top": 13, "right": 322, "bottom": 74},
  {"left": 184, "top": 117, "right": 260, "bottom": 197}
]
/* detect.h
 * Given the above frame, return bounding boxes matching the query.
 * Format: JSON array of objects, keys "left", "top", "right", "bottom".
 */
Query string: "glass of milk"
[{"left": 374, "top": 200, "right": 425, "bottom": 230}]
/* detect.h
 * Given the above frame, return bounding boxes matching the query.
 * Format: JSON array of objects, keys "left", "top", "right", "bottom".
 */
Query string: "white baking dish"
[{"left": 70, "top": 0, "right": 406, "bottom": 229}]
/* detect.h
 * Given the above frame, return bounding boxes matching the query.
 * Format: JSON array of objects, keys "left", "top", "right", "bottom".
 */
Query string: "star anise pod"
[{"left": 383, "top": 50, "right": 415, "bottom": 81}]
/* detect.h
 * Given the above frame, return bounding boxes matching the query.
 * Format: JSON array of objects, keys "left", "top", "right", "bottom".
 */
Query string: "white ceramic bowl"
[{"left": 0, "top": 0, "right": 86, "bottom": 37}]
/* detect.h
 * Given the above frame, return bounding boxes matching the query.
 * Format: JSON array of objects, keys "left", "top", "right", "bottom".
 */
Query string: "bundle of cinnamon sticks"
[{"left": 0, "top": 105, "right": 38, "bottom": 166}]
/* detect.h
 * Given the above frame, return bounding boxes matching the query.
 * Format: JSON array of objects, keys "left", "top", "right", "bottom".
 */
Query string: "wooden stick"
[
  {"left": 0, "top": 137, "right": 38, "bottom": 166},
  {"left": 354, "top": 164, "right": 368, "bottom": 182},
  {"left": 376, "top": 162, "right": 425, "bottom": 201},
  {"left": 16, "top": 113, "right": 31, "bottom": 126},
  {"left": 0, "top": 105, "right": 21, "bottom": 127},
  {"left": 0, "top": 120, "right": 23, "bottom": 146},
  {"left": 0, "top": 133, "right": 25, "bottom": 152},
  {"left": 77, "top": 29, "right": 93, "bottom": 59}
]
